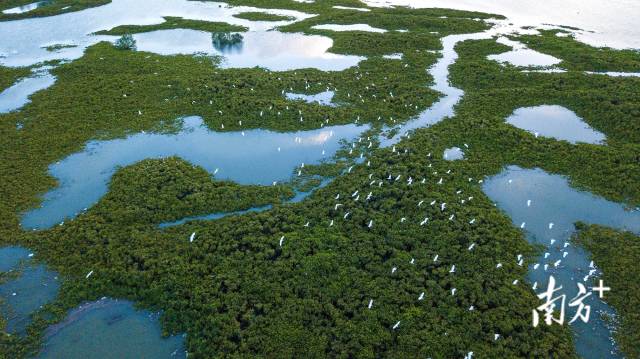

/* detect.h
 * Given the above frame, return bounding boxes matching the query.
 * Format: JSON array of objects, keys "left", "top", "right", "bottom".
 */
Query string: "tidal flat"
[{"left": 1, "top": 1, "right": 639, "bottom": 358}]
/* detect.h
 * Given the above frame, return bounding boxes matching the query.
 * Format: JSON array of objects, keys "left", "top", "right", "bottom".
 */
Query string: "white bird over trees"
[
  {"left": 368, "top": 299, "right": 373, "bottom": 309},
  {"left": 468, "top": 243, "right": 476, "bottom": 251},
  {"left": 418, "top": 292, "right": 425, "bottom": 300},
  {"left": 279, "top": 236, "right": 285, "bottom": 247},
  {"left": 449, "top": 265, "right": 456, "bottom": 273},
  {"left": 433, "top": 254, "right": 439, "bottom": 262},
  {"left": 86, "top": 270, "right": 94, "bottom": 279},
  {"left": 368, "top": 220, "right": 373, "bottom": 228},
  {"left": 392, "top": 321, "right": 401, "bottom": 330},
  {"left": 189, "top": 232, "right": 196, "bottom": 243}
]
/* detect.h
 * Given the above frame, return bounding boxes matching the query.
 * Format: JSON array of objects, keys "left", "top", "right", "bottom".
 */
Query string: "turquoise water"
[
  {"left": 39, "top": 298, "right": 185, "bottom": 359},
  {"left": 483, "top": 166, "right": 640, "bottom": 359}
]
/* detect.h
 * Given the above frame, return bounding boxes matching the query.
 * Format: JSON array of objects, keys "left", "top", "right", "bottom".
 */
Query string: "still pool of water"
[
  {"left": 0, "top": 247, "right": 60, "bottom": 334},
  {"left": 21, "top": 116, "right": 368, "bottom": 230},
  {"left": 133, "top": 30, "right": 364, "bottom": 71},
  {"left": 505, "top": 105, "right": 606, "bottom": 144},
  {"left": 488, "top": 37, "right": 561, "bottom": 68},
  {"left": 361, "top": 0, "right": 640, "bottom": 49},
  {"left": 285, "top": 90, "right": 336, "bottom": 106},
  {"left": 0, "top": 0, "right": 311, "bottom": 68},
  {"left": 0, "top": 246, "right": 31, "bottom": 272},
  {"left": 443, "top": 147, "right": 464, "bottom": 160},
  {"left": 0, "top": 68, "right": 56, "bottom": 113},
  {"left": 311, "top": 24, "right": 387, "bottom": 33},
  {"left": 39, "top": 299, "right": 185, "bottom": 359},
  {"left": 1, "top": 1, "right": 46, "bottom": 15},
  {"left": 483, "top": 166, "right": 640, "bottom": 359}
]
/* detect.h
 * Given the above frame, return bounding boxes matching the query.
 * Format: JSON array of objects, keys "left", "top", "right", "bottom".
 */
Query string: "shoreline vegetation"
[
  {"left": 93, "top": 16, "right": 248, "bottom": 36},
  {"left": 572, "top": 223, "right": 640, "bottom": 359},
  {"left": 0, "top": 1, "right": 638, "bottom": 358}
]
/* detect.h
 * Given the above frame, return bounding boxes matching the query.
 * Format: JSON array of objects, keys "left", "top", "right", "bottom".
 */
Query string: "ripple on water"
[
  {"left": 505, "top": 105, "right": 606, "bottom": 144},
  {"left": 40, "top": 298, "right": 185, "bottom": 359},
  {"left": 483, "top": 166, "right": 640, "bottom": 359}
]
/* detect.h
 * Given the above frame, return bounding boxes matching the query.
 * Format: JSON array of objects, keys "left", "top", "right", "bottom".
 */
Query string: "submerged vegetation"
[
  {"left": 572, "top": 223, "right": 640, "bottom": 359},
  {"left": 94, "top": 16, "right": 248, "bottom": 36},
  {"left": 0, "top": 0, "right": 638, "bottom": 358}
]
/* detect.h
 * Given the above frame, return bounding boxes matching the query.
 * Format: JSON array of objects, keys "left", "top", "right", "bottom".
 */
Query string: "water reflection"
[
  {"left": 0, "top": 246, "right": 59, "bottom": 335},
  {"left": 285, "top": 90, "right": 336, "bottom": 106},
  {"left": 0, "top": 0, "right": 310, "bottom": 68},
  {"left": 133, "top": 29, "right": 364, "bottom": 71},
  {"left": 311, "top": 24, "right": 387, "bottom": 33},
  {"left": 443, "top": 146, "right": 464, "bottom": 160},
  {"left": 488, "top": 37, "right": 561, "bottom": 68},
  {"left": 483, "top": 166, "right": 640, "bottom": 359},
  {"left": 0, "top": 67, "right": 56, "bottom": 113},
  {"left": 2, "top": 1, "right": 46, "bottom": 15},
  {"left": 505, "top": 105, "right": 606, "bottom": 144},
  {"left": 361, "top": 0, "right": 640, "bottom": 49},
  {"left": 21, "top": 116, "right": 368, "bottom": 229},
  {"left": 40, "top": 298, "right": 185, "bottom": 359}
]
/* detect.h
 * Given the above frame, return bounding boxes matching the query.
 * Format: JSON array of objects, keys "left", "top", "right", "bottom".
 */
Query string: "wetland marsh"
[{"left": 1, "top": 1, "right": 639, "bottom": 358}]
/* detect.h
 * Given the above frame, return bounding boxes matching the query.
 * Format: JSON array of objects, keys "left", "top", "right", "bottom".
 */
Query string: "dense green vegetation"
[
  {"left": 1, "top": 1, "right": 639, "bottom": 358},
  {"left": 94, "top": 16, "right": 248, "bottom": 36},
  {"left": 114, "top": 34, "right": 136, "bottom": 50},
  {"left": 0, "top": 36, "right": 440, "bottom": 237},
  {"left": 514, "top": 30, "right": 640, "bottom": 72},
  {"left": 90, "top": 157, "right": 295, "bottom": 225},
  {"left": 448, "top": 38, "right": 640, "bottom": 205},
  {"left": 0, "top": 66, "right": 31, "bottom": 92},
  {"left": 0, "top": 0, "right": 109, "bottom": 21},
  {"left": 232, "top": 11, "right": 294, "bottom": 22},
  {"left": 572, "top": 223, "right": 640, "bottom": 359}
]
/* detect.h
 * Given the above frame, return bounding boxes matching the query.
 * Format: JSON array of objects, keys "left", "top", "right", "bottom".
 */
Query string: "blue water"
[
  {"left": 443, "top": 146, "right": 464, "bottom": 161},
  {"left": 21, "top": 116, "right": 367, "bottom": 229},
  {"left": 159, "top": 178, "right": 332, "bottom": 227},
  {"left": 0, "top": 246, "right": 60, "bottom": 334},
  {"left": 39, "top": 298, "right": 185, "bottom": 359},
  {"left": 285, "top": 91, "right": 336, "bottom": 107},
  {"left": 0, "top": 246, "right": 31, "bottom": 272},
  {"left": 483, "top": 166, "right": 640, "bottom": 359},
  {"left": 0, "top": 68, "right": 56, "bottom": 113},
  {"left": 505, "top": 105, "right": 606, "bottom": 144}
]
